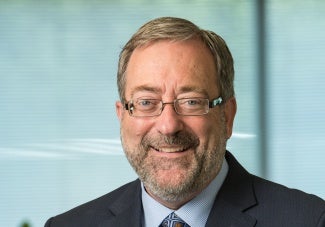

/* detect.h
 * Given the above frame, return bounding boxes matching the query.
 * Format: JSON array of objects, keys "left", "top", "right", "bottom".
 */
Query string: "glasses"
[{"left": 124, "top": 97, "right": 223, "bottom": 117}]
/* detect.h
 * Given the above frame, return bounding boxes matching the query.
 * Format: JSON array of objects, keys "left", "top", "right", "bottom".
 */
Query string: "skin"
[{"left": 116, "top": 38, "right": 236, "bottom": 209}]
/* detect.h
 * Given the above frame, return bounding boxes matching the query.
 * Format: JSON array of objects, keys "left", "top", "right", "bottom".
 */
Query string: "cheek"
[
  {"left": 192, "top": 114, "right": 225, "bottom": 146},
  {"left": 189, "top": 115, "right": 219, "bottom": 137},
  {"left": 121, "top": 117, "right": 153, "bottom": 141}
]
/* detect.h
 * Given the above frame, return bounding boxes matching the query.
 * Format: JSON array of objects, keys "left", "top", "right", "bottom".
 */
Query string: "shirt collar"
[{"left": 141, "top": 158, "right": 229, "bottom": 227}]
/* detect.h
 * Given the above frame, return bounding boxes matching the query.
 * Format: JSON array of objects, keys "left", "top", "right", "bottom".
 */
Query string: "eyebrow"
[
  {"left": 130, "top": 85, "right": 162, "bottom": 97},
  {"left": 130, "top": 85, "right": 209, "bottom": 98},
  {"left": 178, "top": 86, "right": 209, "bottom": 97}
]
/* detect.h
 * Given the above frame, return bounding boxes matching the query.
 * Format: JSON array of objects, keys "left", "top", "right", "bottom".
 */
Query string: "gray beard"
[{"left": 121, "top": 123, "right": 227, "bottom": 204}]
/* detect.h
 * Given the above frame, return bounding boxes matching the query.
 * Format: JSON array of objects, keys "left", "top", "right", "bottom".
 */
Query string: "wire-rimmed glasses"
[{"left": 124, "top": 97, "right": 223, "bottom": 117}]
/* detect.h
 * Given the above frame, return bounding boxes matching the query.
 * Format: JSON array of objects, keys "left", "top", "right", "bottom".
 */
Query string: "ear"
[
  {"left": 116, "top": 101, "right": 124, "bottom": 122},
  {"left": 224, "top": 97, "right": 237, "bottom": 139}
]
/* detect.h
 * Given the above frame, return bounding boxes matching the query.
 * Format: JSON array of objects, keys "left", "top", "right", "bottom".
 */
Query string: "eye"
[
  {"left": 177, "top": 98, "right": 206, "bottom": 111},
  {"left": 138, "top": 99, "right": 154, "bottom": 106},
  {"left": 181, "top": 98, "right": 203, "bottom": 106},
  {"left": 186, "top": 99, "right": 201, "bottom": 105},
  {"left": 136, "top": 99, "right": 160, "bottom": 111}
]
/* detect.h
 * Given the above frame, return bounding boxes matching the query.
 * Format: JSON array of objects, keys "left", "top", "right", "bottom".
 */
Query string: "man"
[{"left": 45, "top": 17, "right": 324, "bottom": 227}]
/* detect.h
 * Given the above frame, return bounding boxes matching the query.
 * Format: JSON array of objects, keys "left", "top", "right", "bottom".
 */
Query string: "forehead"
[{"left": 125, "top": 39, "right": 218, "bottom": 98}]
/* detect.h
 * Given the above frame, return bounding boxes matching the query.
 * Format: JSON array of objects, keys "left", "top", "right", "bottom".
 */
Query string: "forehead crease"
[
  {"left": 129, "top": 84, "right": 210, "bottom": 98},
  {"left": 178, "top": 86, "right": 209, "bottom": 96},
  {"left": 130, "top": 85, "right": 162, "bottom": 96}
]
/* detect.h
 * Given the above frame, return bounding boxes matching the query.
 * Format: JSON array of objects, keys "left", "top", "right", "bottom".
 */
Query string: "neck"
[
  {"left": 143, "top": 174, "right": 217, "bottom": 210},
  {"left": 144, "top": 186, "right": 198, "bottom": 210}
]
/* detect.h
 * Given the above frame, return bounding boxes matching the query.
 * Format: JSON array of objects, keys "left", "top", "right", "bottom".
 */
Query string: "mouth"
[
  {"left": 151, "top": 146, "right": 189, "bottom": 153},
  {"left": 142, "top": 132, "right": 199, "bottom": 155}
]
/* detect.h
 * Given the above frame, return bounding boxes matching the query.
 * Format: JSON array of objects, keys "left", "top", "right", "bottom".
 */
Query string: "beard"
[{"left": 120, "top": 116, "right": 227, "bottom": 204}]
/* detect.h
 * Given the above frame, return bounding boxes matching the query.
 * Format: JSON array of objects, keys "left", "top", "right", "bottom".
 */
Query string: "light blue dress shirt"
[{"left": 141, "top": 158, "right": 229, "bottom": 227}]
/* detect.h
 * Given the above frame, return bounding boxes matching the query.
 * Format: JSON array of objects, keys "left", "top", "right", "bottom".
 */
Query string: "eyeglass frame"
[{"left": 123, "top": 96, "right": 223, "bottom": 117}]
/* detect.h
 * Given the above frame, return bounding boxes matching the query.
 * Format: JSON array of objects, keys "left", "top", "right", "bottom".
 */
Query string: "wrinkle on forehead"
[
  {"left": 125, "top": 39, "right": 219, "bottom": 100},
  {"left": 129, "top": 84, "right": 210, "bottom": 99}
]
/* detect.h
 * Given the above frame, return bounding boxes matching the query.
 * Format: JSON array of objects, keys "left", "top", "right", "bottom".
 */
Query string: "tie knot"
[{"left": 160, "top": 212, "right": 190, "bottom": 227}]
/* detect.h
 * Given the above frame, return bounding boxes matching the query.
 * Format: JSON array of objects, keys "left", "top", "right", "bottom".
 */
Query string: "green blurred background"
[{"left": 1, "top": 0, "right": 324, "bottom": 226}]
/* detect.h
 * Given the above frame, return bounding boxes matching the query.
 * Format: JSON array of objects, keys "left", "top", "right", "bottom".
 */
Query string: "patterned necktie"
[{"left": 159, "top": 212, "right": 190, "bottom": 227}]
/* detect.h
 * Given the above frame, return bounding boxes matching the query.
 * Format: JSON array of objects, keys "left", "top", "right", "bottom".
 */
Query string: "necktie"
[{"left": 159, "top": 212, "right": 190, "bottom": 227}]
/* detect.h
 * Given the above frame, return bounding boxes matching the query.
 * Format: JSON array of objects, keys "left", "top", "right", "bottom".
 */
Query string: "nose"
[{"left": 155, "top": 103, "right": 184, "bottom": 136}]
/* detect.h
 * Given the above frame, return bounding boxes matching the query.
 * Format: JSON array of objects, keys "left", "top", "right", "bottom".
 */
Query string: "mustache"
[{"left": 141, "top": 131, "right": 200, "bottom": 150}]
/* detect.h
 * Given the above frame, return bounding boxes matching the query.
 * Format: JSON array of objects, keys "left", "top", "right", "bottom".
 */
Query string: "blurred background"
[{"left": 1, "top": 0, "right": 324, "bottom": 226}]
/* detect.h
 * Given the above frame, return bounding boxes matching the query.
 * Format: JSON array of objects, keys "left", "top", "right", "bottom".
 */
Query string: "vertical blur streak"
[{"left": 256, "top": 0, "right": 268, "bottom": 178}]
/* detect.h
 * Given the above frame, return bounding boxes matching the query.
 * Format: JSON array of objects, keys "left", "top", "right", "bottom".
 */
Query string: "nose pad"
[
  {"left": 161, "top": 102, "right": 177, "bottom": 115},
  {"left": 156, "top": 103, "right": 183, "bottom": 136}
]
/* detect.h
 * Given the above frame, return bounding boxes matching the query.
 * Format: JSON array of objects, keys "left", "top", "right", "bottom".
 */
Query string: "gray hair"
[{"left": 117, "top": 17, "right": 234, "bottom": 102}]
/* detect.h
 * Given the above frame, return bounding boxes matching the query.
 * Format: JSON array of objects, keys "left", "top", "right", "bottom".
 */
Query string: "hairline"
[{"left": 119, "top": 36, "right": 219, "bottom": 102}]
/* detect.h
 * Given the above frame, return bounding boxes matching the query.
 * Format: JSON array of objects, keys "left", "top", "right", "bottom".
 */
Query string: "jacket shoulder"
[
  {"left": 249, "top": 175, "right": 325, "bottom": 226},
  {"left": 220, "top": 152, "right": 325, "bottom": 226},
  {"left": 45, "top": 179, "right": 141, "bottom": 227},
  {"left": 253, "top": 176, "right": 324, "bottom": 213}
]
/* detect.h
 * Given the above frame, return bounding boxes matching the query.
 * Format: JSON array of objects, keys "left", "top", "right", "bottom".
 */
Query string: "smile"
[{"left": 151, "top": 146, "right": 189, "bottom": 153}]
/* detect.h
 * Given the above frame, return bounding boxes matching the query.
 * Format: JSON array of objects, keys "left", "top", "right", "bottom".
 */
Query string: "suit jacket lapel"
[
  {"left": 99, "top": 180, "right": 143, "bottom": 227},
  {"left": 98, "top": 152, "right": 257, "bottom": 227},
  {"left": 206, "top": 152, "right": 257, "bottom": 227}
]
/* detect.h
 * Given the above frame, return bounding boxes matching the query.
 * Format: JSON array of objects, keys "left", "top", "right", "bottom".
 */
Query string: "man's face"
[{"left": 116, "top": 39, "right": 236, "bottom": 206}]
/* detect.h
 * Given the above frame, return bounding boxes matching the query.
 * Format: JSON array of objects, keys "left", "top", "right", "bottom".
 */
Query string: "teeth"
[{"left": 154, "top": 147, "right": 186, "bottom": 153}]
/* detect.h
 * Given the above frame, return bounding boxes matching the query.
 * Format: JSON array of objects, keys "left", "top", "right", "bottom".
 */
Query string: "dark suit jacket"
[{"left": 45, "top": 152, "right": 325, "bottom": 227}]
